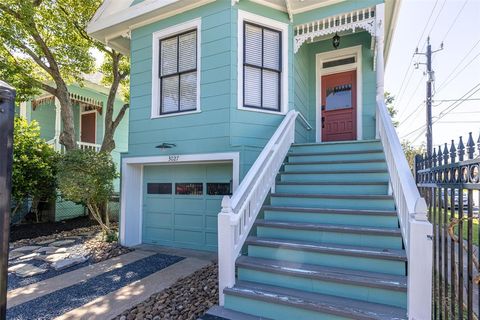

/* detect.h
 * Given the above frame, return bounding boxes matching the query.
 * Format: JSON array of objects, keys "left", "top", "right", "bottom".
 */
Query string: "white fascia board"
[
  {"left": 87, "top": 0, "right": 178, "bottom": 35},
  {"left": 384, "top": 0, "right": 402, "bottom": 66}
]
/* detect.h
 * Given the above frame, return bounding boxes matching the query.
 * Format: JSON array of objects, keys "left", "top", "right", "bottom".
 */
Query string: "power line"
[
  {"left": 433, "top": 98, "right": 480, "bottom": 102},
  {"left": 434, "top": 40, "right": 480, "bottom": 93},
  {"left": 397, "top": 75, "right": 425, "bottom": 120},
  {"left": 398, "top": 101, "right": 424, "bottom": 127},
  {"left": 441, "top": 0, "right": 470, "bottom": 42},
  {"left": 427, "top": 0, "right": 447, "bottom": 37},
  {"left": 393, "top": 0, "right": 440, "bottom": 105},
  {"left": 433, "top": 82, "right": 480, "bottom": 122}
]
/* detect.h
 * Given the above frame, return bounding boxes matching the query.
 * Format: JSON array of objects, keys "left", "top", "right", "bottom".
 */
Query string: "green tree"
[
  {"left": 57, "top": 150, "right": 118, "bottom": 237},
  {"left": 12, "top": 117, "right": 58, "bottom": 220},
  {"left": 385, "top": 91, "right": 399, "bottom": 127},
  {"left": 402, "top": 140, "right": 425, "bottom": 172},
  {"left": 0, "top": 0, "right": 129, "bottom": 152}
]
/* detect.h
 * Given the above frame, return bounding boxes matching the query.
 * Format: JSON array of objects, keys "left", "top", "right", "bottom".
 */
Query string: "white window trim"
[
  {"left": 119, "top": 152, "right": 240, "bottom": 247},
  {"left": 237, "top": 10, "right": 289, "bottom": 115},
  {"left": 151, "top": 18, "right": 201, "bottom": 119},
  {"left": 315, "top": 45, "right": 363, "bottom": 142}
]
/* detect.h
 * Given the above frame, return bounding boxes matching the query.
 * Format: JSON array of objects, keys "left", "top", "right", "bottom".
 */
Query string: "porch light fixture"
[
  {"left": 155, "top": 143, "right": 176, "bottom": 151},
  {"left": 332, "top": 33, "right": 340, "bottom": 49}
]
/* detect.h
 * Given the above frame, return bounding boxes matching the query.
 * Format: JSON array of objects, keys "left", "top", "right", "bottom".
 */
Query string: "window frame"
[
  {"left": 242, "top": 22, "right": 282, "bottom": 112},
  {"left": 237, "top": 10, "right": 289, "bottom": 115},
  {"left": 151, "top": 18, "right": 201, "bottom": 119}
]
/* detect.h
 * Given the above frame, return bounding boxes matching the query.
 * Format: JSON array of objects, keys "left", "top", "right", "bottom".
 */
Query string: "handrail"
[
  {"left": 218, "top": 110, "right": 298, "bottom": 305},
  {"left": 376, "top": 98, "right": 432, "bottom": 319},
  {"left": 296, "top": 110, "right": 312, "bottom": 131}
]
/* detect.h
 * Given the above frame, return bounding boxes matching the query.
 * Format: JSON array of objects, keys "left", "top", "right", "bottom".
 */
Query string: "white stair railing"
[
  {"left": 217, "top": 110, "right": 298, "bottom": 305},
  {"left": 376, "top": 98, "right": 433, "bottom": 319}
]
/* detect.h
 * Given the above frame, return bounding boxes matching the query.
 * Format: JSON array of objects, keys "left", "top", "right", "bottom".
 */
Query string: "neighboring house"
[
  {"left": 19, "top": 80, "right": 129, "bottom": 220},
  {"left": 88, "top": 1, "right": 433, "bottom": 319}
]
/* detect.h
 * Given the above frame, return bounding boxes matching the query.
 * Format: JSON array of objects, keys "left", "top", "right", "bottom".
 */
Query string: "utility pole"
[
  {"left": 0, "top": 80, "right": 15, "bottom": 320},
  {"left": 415, "top": 37, "right": 443, "bottom": 160}
]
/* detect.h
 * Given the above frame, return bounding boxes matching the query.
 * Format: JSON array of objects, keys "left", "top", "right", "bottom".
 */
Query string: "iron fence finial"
[
  {"left": 458, "top": 136, "right": 465, "bottom": 161},
  {"left": 467, "top": 132, "right": 474, "bottom": 159}
]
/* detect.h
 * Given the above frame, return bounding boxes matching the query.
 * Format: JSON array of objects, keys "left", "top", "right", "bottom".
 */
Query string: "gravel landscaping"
[
  {"left": 114, "top": 263, "right": 219, "bottom": 320},
  {"left": 8, "top": 224, "right": 131, "bottom": 290},
  {"left": 7, "top": 254, "right": 184, "bottom": 320}
]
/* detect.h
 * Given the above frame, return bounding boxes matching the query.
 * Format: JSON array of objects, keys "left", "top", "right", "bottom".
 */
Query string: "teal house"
[
  {"left": 88, "top": 1, "right": 433, "bottom": 319},
  {"left": 20, "top": 80, "right": 129, "bottom": 220}
]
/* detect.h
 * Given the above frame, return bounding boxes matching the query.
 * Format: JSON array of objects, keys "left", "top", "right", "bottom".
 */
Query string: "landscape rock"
[
  {"left": 51, "top": 255, "right": 88, "bottom": 270},
  {"left": 34, "top": 247, "right": 67, "bottom": 254},
  {"left": 38, "top": 253, "right": 71, "bottom": 263},
  {"left": 8, "top": 252, "right": 25, "bottom": 260},
  {"left": 18, "top": 252, "right": 40, "bottom": 260},
  {"left": 113, "top": 263, "right": 218, "bottom": 320},
  {"left": 36, "top": 239, "right": 56, "bottom": 245},
  {"left": 11, "top": 246, "right": 41, "bottom": 253},
  {"left": 49, "top": 239, "right": 76, "bottom": 247},
  {"left": 12, "top": 264, "right": 48, "bottom": 278}
]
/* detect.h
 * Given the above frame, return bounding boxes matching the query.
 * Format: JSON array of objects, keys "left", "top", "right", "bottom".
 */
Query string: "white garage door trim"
[{"left": 120, "top": 152, "right": 240, "bottom": 247}]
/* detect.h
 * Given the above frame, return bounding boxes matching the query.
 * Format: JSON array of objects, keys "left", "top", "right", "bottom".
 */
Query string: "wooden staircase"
[{"left": 203, "top": 140, "right": 409, "bottom": 320}]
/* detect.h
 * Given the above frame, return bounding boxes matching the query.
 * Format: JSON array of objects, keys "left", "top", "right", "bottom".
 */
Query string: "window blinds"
[
  {"left": 159, "top": 30, "right": 197, "bottom": 115},
  {"left": 244, "top": 23, "right": 281, "bottom": 111}
]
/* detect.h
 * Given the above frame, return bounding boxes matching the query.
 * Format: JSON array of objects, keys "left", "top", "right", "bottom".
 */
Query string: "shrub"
[
  {"left": 57, "top": 149, "right": 118, "bottom": 238},
  {"left": 12, "top": 117, "right": 58, "bottom": 221}
]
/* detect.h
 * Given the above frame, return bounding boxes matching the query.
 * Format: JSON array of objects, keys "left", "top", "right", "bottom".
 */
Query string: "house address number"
[{"left": 168, "top": 155, "right": 180, "bottom": 162}]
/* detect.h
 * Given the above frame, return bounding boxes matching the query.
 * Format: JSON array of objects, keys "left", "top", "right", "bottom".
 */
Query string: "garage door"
[{"left": 142, "top": 163, "right": 232, "bottom": 251}]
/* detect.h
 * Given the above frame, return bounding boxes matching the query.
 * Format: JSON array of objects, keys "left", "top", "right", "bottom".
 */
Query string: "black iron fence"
[{"left": 416, "top": 132, "right": 480, "bottom": 320}]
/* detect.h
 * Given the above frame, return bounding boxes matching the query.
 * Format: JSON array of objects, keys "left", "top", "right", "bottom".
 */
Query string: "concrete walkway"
[{"left": 7, "top": 246, "right": 216, "bottom": 320}]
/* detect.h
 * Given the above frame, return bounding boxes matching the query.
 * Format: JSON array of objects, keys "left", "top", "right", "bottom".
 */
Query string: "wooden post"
[
  {"left": 218, "top": 196, "right": 235, "bottom": 306},
  {"left": 0, "top": 80, "right": 15, "bottom": 319}
]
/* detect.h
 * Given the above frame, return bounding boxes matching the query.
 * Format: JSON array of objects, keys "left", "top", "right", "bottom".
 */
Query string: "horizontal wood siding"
[
  {"left": 294, "top": 44, "right": 311, "bottom": 143},
  {"left": 128, "top": 1, "right": 232, "bottom": 157}
]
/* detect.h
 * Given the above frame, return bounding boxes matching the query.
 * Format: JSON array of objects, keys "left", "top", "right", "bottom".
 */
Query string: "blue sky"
[{"left": 385, "top": 0, "right": 480, "bottom": 148}]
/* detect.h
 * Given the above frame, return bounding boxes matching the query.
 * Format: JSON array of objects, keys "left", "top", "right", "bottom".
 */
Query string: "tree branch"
[{"left": 112, "top": 103, "right": 129, "bottom": 131}]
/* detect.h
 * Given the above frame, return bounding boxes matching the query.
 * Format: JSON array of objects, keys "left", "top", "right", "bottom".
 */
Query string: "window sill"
[
  {"left": 237, "top": 106, "right": 287, "bottom": 116},
  {"left": 151, "top": 109, "right": 201, "bottom": 119}
]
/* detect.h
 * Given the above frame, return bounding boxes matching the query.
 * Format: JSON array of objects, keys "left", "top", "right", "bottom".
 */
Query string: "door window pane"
[
  {"left": 325, "top": 84, "right": 352, "bottom": 110},
  {"left": 175, "top": 183, "right": 203, "bottom": 195},
  {"left": 207, "top": 183, "right": 231, "bottom": 195},
  {"left": 147, "top": 183, "right": 172, "bottom": 194}
]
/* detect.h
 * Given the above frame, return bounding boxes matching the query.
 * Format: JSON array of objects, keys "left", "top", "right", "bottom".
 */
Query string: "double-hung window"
[
  {"left": 159, "top": 29, "right": 197, "bottom": 115},
  {"left": 243, "top": 22, "right": 282, "bottom": 111}
]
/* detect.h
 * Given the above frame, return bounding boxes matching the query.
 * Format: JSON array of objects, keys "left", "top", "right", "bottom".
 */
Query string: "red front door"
[
  {"left": 80, "top": 112, "right": 96, "bottom": 143},
  {"left": 321, "top": 70, "right": 357, "bottom": 142}
]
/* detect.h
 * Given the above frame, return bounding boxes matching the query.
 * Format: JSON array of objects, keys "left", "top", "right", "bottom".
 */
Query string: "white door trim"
[
  {"left": 120, "top": 152, "right": 240, "bottom": 247},
  {"left": 315, "top": 45, "right": 363, "bottom": 142},
  {"left": 79, "top": 110, "right": 97, "bottom": 143}
]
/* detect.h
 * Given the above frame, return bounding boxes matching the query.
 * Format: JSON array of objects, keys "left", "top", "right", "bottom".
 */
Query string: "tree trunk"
[
  {"left": 100, "top": 51, "right": 128, "bottom": 154},
  {"left": 55, "top": 81, "right": 77, "bottom": 151}
]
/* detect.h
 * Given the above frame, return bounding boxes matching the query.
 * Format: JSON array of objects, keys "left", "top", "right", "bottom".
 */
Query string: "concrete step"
[
  {"left": 279, "top": 170, "right": 389, "bottom": 183},
  {"left": 255, "top": 219, "right": 403, "bottom": 249},
  {"left": 202, "top": 306, "right": 273, "bottom": 320},
  {"left": 270, "top": 193, "right": 396, "bottom": 211},
  {"left": 290, "top": 140, "right": 382, "bottom": 154},
  {"left": 236, "top": 256, "right": 407, "bottom": 308},
  {"left": 283, "top": 160, "right": 387, "bottom": 172},
  {"left": 246, "top": 237, "right": 407, "bottom": 276},
  {"left": 224, "top": 281, "right": 407, "bottom": 320},
  {"left": 262, "top": 206, "right": 399, "bottom": 228},
  {"left": 275, "top": 181, "right": 389, "bottom": 195},
  {"left": 288, "top": 150, "right": 385, "bottom": 163}
]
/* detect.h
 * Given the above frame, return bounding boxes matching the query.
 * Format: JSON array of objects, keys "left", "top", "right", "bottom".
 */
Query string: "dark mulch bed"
[{"left": 9, "top": 216, "right": 96, "bottom": 242}]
